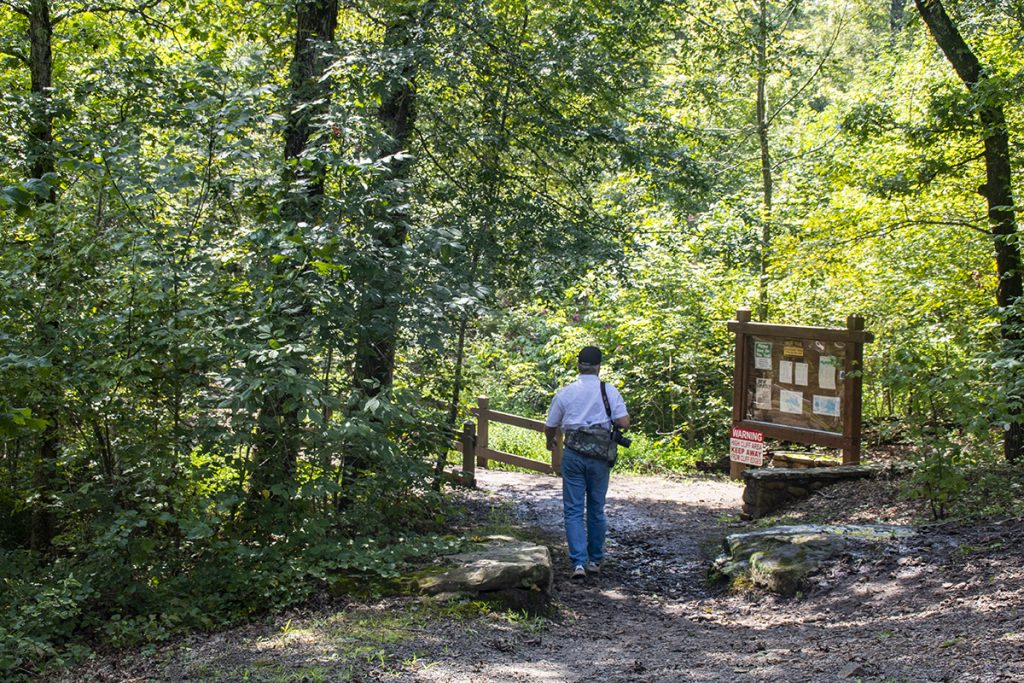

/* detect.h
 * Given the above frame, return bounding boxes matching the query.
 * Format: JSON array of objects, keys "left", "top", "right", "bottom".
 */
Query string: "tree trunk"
[
  {"left": 28, "top": 0, "right": 55, "bottom": 194},
  {"left": 352, "top": 5, "right": 434, "bottom": 394},
  {"left": 445, "top": 313, "right": 471, "bottom": 429},
  {"left": 29, "top": 417, "right": 57, "bottom": 552},
  {"left": 430, "top": 2, "right": 522, "bottom": 484},
  {"left": 249, "top": 0, "right": 338, "bottom": 520},
  {"left": 27, "top": 0, "right": 59, "bottom": 553},
  {"left": 282, "top": 0, "right": 338, "bottom": 218},
  {"left": 890, "top": 0, "right": 905, "bottom": 38},
  {"left": 914, "top": 0, "right": 1024, "bottom": 461},
  {"left": 755, "top": 0, "right": 773, "bottom": 323}
]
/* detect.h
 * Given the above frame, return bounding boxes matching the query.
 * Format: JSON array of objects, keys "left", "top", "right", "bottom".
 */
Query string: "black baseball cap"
[{"left": 578, "top": 346, "right": 602, "bottom": 365}]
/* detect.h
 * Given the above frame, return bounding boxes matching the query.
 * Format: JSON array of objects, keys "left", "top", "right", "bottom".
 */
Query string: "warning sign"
[{"left": 729, "top": 427, "right": 765, "bottom": 466}]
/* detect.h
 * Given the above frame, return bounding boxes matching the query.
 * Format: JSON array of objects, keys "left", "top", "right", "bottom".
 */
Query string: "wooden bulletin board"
[{"left": 729, "top": 308, "right": 874, "bottom": 465}]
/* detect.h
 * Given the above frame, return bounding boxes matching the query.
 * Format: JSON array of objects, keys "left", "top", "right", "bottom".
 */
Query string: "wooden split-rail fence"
[{"left": 452, "top": 396, "right": 562, "bottom": 487}]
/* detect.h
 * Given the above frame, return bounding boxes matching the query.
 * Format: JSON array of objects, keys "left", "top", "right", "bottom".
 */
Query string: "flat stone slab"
[
  {"left": 415, "top": 536, "right": 553, "bottom": 611},
  {"left": 743, "top": 464, "right": 880, "bottom": 484},
  {"left": 741, "top": 465, "right": 882, "bottom": 518},
  {"left": 716, "top": 524, "right": 915, "bottom": 596}
]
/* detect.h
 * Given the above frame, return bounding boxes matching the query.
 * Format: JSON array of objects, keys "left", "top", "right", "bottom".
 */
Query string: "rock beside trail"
[
  {"left": 716, "top": 524, "right": 915, "bottom": 596},
  {"left": 415, "top": 535, "right": 553, "bottom": 613},
  {"left": 741, "top": 465, "right": 881, "bottom": 518}
]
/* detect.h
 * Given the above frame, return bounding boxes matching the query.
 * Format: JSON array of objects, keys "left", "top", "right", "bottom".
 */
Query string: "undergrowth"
[
  {"left": 0, "top": 524, "right": 465, "bottom": 681},
  {"left": 485, "top": 422, "right": 704, "bottom": 475},
  {"left": 897, "top": 427, "right": 1024, "bottom": 522}
]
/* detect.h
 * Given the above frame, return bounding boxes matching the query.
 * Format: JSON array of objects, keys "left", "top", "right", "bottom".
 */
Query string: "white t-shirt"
[{"left": 545, "top": 374, "right": 628, "bottom": 431}]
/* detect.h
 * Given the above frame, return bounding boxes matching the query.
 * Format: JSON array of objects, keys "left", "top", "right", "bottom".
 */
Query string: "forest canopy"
[{"left": 1, "top": 0, "right": 1022, "bottom": 677}]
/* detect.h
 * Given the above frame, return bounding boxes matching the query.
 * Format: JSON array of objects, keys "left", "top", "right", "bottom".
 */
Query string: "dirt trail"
[
  {"left": 61, "top": 469, "right": 1024, "bottom": 682},
  {"left": 409, "top": 469, "right": 1023, "bottom": 683},
  {"left": 416, "top": 468, "right": 747, "bottom": 682},
  {"left": 473, "top": 468, "right": 740, "bottom": 600}
]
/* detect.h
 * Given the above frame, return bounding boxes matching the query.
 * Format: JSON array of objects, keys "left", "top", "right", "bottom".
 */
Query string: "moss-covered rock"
[
  {"left": 716, "top": 524, "right": 914, "bottom": 596},
  {"left": 413, "top": 536, "right": 553, "bottom": 613}
]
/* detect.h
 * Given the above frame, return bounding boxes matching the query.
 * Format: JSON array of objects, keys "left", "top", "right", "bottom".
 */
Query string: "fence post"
[
  {"left": 476, "top": 396, "right": 490, "bottom": 469},
  {"left": 460, "top": 421, "right": 476, "bottom": 487},
  {"left": 843, "top": 314, "right": 865, "bottom": 466},
  {"left": 730, "top": 307, "right": 752, "bottom": 480}
]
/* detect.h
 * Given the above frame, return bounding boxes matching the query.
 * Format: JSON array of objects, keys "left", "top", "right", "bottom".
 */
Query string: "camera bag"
[{"left": 563, "top": 382, "right": 618, "bottom": 466}]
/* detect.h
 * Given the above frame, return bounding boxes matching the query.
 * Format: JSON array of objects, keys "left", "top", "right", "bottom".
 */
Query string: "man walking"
[{"left": 545, "top": 346, "right": 630, "bottom": 579}]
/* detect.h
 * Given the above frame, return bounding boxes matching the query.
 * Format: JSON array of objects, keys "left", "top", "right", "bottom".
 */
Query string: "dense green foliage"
[
  {"left": 1, "top": 0, "right": 1022, "bottom": 677},
  {"left": 464, "top": 0, "right": 1024, "bottom": 451}
]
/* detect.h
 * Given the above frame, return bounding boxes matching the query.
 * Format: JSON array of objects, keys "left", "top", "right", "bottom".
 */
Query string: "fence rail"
[{"left": 450, "top": 396, "right": 562, "bottom": 486}]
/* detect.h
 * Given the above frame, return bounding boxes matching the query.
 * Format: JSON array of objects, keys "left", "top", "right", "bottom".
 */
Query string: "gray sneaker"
[
  {"left": 585, "top": 562, "right": 600, "bottom": 574},
  {"left": 571, "top": 565, "right": 586, "bottom": 579}
]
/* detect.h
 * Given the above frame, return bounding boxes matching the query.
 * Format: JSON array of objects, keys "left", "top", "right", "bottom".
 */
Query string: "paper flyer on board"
[
  {"left": 813, "top": 395, "right": 841, "bottom": 417},
  {"left": 794, "top": 362, "right": 808, "bottom": 386},
  {"left": 819, "top": 356, "right": 837, "bottom": 390},
  {"left": 754, "top": 341, "right": 772, "bottom": 370},
  {"left": 779, "top": 360, "right": 794, "bottom": 384},
  {"left": 755, "top": 378, "right": 772, "bottom": 408},
  {"left": 780, "top": 389, "right": 803, "bottom": 414}
]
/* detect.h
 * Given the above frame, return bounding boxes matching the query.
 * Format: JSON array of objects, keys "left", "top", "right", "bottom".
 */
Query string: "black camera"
[{"left": 612, "top": 427, "right": 631, "bottom": 448}]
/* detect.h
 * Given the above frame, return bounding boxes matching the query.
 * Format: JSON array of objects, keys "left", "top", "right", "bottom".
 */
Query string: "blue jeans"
[{"left": 561, "top": 446, "right": 611, "bottom": 568}]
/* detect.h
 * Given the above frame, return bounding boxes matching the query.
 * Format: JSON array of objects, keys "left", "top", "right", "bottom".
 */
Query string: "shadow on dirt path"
[
  {"left": 473, "top": 468, "right": 742, "bottom": 600},
  {"left": 396, "top": 468, "right": 762, "bottom": 683},
  {"left": 409, "top": 469, "right": 1024, "bottom": 683},
  {"left": 58, "top": 470, "right": 1024, "bottom": 682}
]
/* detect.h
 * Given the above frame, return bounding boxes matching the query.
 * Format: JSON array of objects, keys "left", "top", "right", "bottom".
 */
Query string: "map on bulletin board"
[{"left": 744, "top": 335, "right": 846, "bottom": 433}]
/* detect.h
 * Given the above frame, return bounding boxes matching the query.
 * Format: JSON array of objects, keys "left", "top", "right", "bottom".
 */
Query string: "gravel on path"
[{"left": 58, "top": 468, "right": 1024, "bottom": 682}]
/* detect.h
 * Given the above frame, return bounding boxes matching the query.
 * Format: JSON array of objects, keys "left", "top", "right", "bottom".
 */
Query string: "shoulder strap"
[{"left": 600, "top": 381, "right": 612, "bottom": 419}]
